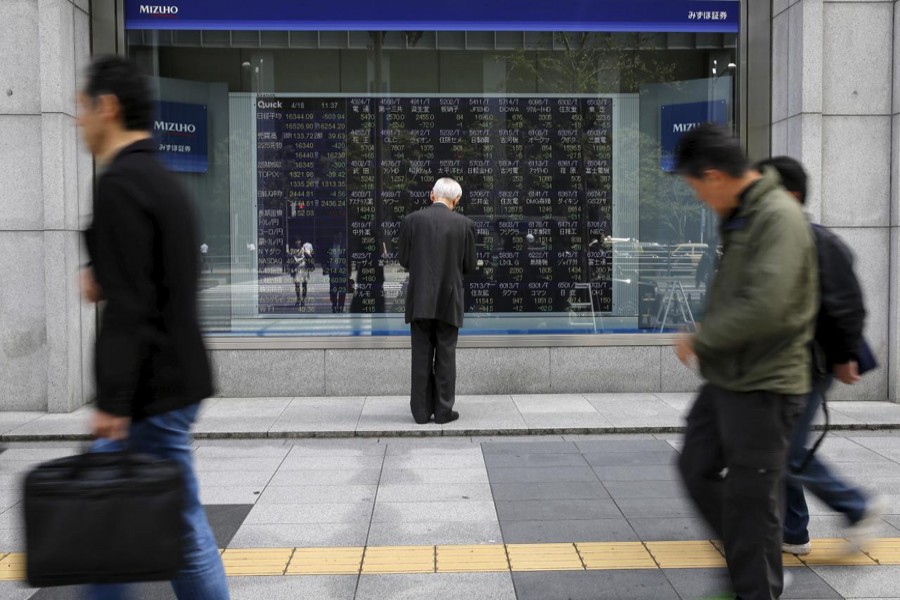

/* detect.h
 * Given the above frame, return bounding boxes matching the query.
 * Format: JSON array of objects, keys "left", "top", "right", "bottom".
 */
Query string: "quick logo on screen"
[{"left": 138, "top": 4, "right": 179, "bottom": 15}]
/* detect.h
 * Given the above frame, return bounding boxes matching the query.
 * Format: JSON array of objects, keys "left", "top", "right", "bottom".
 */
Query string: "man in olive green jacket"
[{"left": 673, "top": 124, "right": 817, "bottom": 600}]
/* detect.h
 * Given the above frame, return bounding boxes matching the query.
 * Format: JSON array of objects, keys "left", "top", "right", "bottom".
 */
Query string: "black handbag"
[{"left": 24, "top": 451, "right": 186, "bottom": 587}]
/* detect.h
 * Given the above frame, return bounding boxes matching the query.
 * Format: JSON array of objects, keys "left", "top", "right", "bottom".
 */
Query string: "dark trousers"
[
  {"left": 678, "top": 384, "right": 804, "bottom": 600},
  {"left": 409, "top": 319, "right": 459, "bottom": 424}
]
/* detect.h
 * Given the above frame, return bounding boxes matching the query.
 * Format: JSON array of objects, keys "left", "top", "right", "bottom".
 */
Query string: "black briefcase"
[{"left": 24, "top": 451, "right": 186, "bottom": 587}]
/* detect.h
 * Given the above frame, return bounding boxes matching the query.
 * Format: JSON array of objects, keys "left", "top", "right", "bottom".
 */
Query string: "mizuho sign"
[
  {"left": 139, "top": 4, "right": 179, "bottom": 15},
  {"left": 154, "top": 121, "right": 196, "bottom": 134}
]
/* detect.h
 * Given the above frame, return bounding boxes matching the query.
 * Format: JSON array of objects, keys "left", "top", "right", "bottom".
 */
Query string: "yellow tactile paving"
[
  {"left": 287, "top": 547, "right": 365, "bottom": 575},
  {"left": 797, "top": 538, "right": 879, "bottom": 566},
  {"left": 436, "top": 544, "right": 509, "bottom": 573},
  {"left": 645, "top": 541, "right": 727, "bottom": 569},
  {"left": 3, "top": 538, "right": 900, "bottom": 579},
  {"left": 361, "top": 545, "right": 435, "bottom": 574},
  {"left": 0, "top": 552, "right": 25, "bottom": 581},
  {"left": 506, "top": 543, "right": 584, "bottom": 571},
  {"left": 861, "top": 537, "right": 900, "bottom": 565},
  {"left": 221, "top": 548, "right": 293, "bottom": 576},
  {"left": 576, "top": 542, "right": 658, "bottom": 570}
]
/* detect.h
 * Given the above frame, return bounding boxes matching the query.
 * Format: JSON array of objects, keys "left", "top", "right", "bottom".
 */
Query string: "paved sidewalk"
[
  {"left": 3, "top": 433, "right": 900, "bottom": 599},
  {"left": 2, "top": 394, "right": 900, "bottom": 440}
]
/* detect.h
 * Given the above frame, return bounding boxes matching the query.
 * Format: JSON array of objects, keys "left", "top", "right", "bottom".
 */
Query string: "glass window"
[{"left": 126, "top": 10, "right": 737, "bottom": 338}]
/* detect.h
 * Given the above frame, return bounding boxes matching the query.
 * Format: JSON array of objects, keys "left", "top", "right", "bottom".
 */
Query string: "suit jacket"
[
  {"left": 84, "top": 139, "right": 213, "bottom": 421},
  {"left": 398, "top": 203, "right": 477, "bottom": 328}
]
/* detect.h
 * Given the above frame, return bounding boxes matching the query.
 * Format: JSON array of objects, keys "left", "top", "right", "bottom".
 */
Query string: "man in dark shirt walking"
[
  {"left": 78, "top": 56, "right": 228, "bottom": 599},
  {"left": 398, "top": 178, "right": 477, "bottom": 424}
]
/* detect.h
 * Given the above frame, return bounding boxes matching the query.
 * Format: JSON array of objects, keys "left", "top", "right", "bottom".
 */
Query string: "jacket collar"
[
  {"left": 111, "top": 138, "right": 156, "bottom": 164},
  {"left": 721, "top": 168, "right": 781, "bottom": 231}
]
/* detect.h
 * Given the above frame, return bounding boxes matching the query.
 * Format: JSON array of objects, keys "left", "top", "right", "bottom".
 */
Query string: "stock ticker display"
[{"left": 255, "top": 96, "right": 614, "bottom": 315}]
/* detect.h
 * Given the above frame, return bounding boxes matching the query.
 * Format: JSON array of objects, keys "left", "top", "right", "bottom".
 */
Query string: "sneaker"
[
  {"left": 846, "top": 495, "right": 887, "bottom": 550},
  {"left": 782, "top": 541, "right": 812, "bottom": 556}
]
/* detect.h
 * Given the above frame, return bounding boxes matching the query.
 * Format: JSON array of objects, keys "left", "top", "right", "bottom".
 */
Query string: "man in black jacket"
[
  {"left": 78, "top": 56, "right": 228, "bottom": 599},
  {"left": 398, "top": 178, "right": 477, "bottom": 424},
  {"left": 758, "top": 157, "right": 885, "bottom": 556}
]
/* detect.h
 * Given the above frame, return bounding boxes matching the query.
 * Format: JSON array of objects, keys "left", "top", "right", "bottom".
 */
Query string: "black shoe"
[{"left": 434, "top": 411, "right": 459, "bottom": 425}]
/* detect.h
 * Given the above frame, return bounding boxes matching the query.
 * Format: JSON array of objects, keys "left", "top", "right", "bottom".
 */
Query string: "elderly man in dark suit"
[{"left": 398, "top": 177, "right": 477, "bottom": 424}]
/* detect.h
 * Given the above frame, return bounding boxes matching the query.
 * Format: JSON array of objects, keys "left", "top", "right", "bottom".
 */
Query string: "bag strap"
[{"left": 792, "top": 394, "right": 829, "bottom": 474}]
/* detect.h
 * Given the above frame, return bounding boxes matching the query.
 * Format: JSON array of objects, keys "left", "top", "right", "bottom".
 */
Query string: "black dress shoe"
[{"left": 434, "top": 411, "right": 459, "bottom": 424}]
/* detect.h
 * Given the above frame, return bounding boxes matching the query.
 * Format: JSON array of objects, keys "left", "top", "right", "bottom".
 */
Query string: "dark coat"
[
  {"left": 398, "top": 203, "right": 477, "bottom": 328},
  {"left": 84, "top": 139, "right": 213, "bottom": 420},
  {"left": 811, "top": 224, "right": 866, "bottom": 370}
]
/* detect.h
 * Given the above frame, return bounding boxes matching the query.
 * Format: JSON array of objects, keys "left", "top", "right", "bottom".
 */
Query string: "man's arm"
[
  {"left": 694, "top": 211, "right": 814, "bottom": 356},
  {"left": 462, "top": 219, "right": 476, "bottom": 275},
  {"left": 90, "top": 175, "right": 157, "bottom": 418}
]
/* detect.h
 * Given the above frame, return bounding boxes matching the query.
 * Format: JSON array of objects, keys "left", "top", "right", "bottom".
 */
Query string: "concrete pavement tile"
[
  {"left": 267, "top": 468, "right": 382, "bottom": 486},
  {"left": 192, "top": 443, "right": 290, "bottom": 459},
  {"left": 375, "top": 483, "right": 494, "bottom": 503},
  {"left": 380, "top": 468, "right": 489, "bottom": 485},
  {"left": 499, "top": 518, "right": 639, "bottom": 544},
  {"left": 518, "top": 412, "right": 613, "bottom": 430},
  {"left": 582, "top": 451, "right": 677, "bottom": 467},
  {"left": 228, "top": 523, "right": 369, "bottom": 548},
  {"left": 471, "top": 436, "right": 566, "bottom": 444},
  {"left": 0, "top": 413, "right": 47, "bottom": 435},
  {"left": 439, "top": 401, "right": 529, "bottom": 434},
  {"left": 512, "top": 570, "right": 681, "bottom": 600},
  {"left": 382, "top": 454, "right": 485, "bottom": 470},
  {"left": 193, "top": 397, "right": 291, "bottom": 434},
  {"left": 483, "top": 453, "right": 589, "bottom": 469},
  {"left": 486, "top": 466, "right": 598, "bottom": 484},
  {"left": 495, "top": 499, "right": 622, "bottom": 521},
  {"left": 884, "top": 516, "right": 900, "bottom": 532},
  {"left": 30, "top": 582, "right": 173, "bottom": 599},
  {"left": 481, "top": 441, "right": 579, "bottom": 454},
  {"left": 278, "top": 455, "right": 384, "bottom": 471},
  {"left": 0, "top": 582, "right": 36, "bottom": 600},
  {"left": 804, "top": 515, "right": 900, "bottom": 539},
  {"left": 206, "top": 504, "right": 254, "bottom": 548},
  {"left": 563, "top": 434, "right": 659, "bottom": 441},
  {"left": 815, "top": 437, "right": 895, "bottom": 463},
  {"left": 575, "top": 439, "right": 675, "bottom": 454},
  {"left": 228, "top": 575, "right": 357, "bottom": 600},
  {"left": 4, "top": 413, "right": 90, "bottom": 438},
  {"left": 197, "top": 470, "right": 276, "bottom": 489},
  {"left": 628, "top": 517, "right": 715, "bottom": 541},
  {"left": 269, "top": 397, "right": 365, "bottom": 433},
  {"left": 383, "top": 438, "right": 481, "bottom": 455},
  {"left": 198, "top": 486, "right": 265, "bottom": 505},
  {"left": 0, "top": 448, "right": 77, "bottom": 463},
  {"left": 591, "top": 465, "right": 680, "bottom": 482},
  {"left": 244, "top": 502, "right": 372, "bottom": 524},
  {"left": 356, "top": 397, "right": 431, "bottom": 433},
  {"left": 603, "top": 480, "right": 689, "bottom": 500},
  {"left": 356, "top": 573, "right": 516, "bottom": 600},
  {"left": 372, "top": 500, "right": 498, "bottom": 523},
  {"left": 0, "top": 525, "right": 25, "bottom": 551},
  {"left": 256, "top": 485, "right": 377, "bottom": 505},
  {"left": 193, "top": 457, "right": 286, "bottom": 472},
  {"left": 829, "top": 402, "right": 900, "bottom": 425},
  {"left": 653, "top": 393, "right": 696, "bottom": 411},
  {"left": 810, "top": 565, "right": 900, "bottom": 599},
  {"left": 489, "top": 482, "right": 610, "bottom": 501},
  {"left": 614, "top": 496, "right": 700, "bottom": 519},
  {"left": 285, "top": 440, "right": 384, "bottom": 457},
  {"left": 511, "top": 394, "right": 596, "bottom": 413},
  {"left": 366, "top": 521, "right": 504, "bottom": 546},
  {"left": 660, "top": 567, "right": 733, "bottom": 600}
]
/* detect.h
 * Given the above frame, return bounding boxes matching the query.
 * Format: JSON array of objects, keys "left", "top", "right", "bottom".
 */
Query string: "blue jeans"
[
  {"left": 784, "top": 376, "right": 868, "bottom": 545},
  {"left": 88, "top": 403, "right": 230, "bottom": 600}
]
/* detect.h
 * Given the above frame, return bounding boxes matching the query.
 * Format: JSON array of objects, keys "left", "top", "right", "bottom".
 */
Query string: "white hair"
[{"left": 432, "top": 177, "right": 462, "bottom": 202}]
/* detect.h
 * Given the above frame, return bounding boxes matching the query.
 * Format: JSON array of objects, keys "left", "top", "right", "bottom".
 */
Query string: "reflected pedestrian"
[{"left": 672, "top": 124, "right": 817, "bottom": 600}]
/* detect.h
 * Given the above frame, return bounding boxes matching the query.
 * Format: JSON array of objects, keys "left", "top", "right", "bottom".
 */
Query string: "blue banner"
[
  {"left": 659, "top": 100, "right": 728, "bottom": 172},
  {"left": 125, "top": 0, "right": 738, "bottom": 33},
  {"left": 152, "top": 101, "right": 208, "bottom": 173}
]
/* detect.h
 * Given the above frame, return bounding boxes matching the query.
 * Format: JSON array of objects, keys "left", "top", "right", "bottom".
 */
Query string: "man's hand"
[
  {"left": 92, "top": 410, "right": 131, "bottom": 441},
  {"left": 80, "top": 267, "right": 102, "bottom": 303},
  {"left": 674, "top": 334, "right": 698, "bottom": 369},
  {"left": 833, "top": 361, "right": 861, "bottom": 385}
]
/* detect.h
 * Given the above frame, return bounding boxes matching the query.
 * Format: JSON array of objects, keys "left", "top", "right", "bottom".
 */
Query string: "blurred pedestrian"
[
  {"left": 78, "top": 55, "right": 229, "bottom": 599},
  {"left": 398, "top": 177, "right": 476, "bottom": 424},
  {"left": 757, "top": 156, "right": 886, "bottom": 556},
  {"left": 673, "top": 124, "right": 817, "bottom": 600}
]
